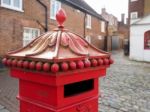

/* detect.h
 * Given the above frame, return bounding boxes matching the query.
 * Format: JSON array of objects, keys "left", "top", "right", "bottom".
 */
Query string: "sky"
[{"left": 85, "top": 0, "right": 128, "bottom": 22}]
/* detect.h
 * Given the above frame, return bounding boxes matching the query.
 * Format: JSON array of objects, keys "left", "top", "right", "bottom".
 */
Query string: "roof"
[
  {"left": 3, "top": 9, "right": 113, "bottom": 73},
  {"left": 131, "top": 14, "right": 150, "bottom": 25},
  {"left": 6, "top": 10, "right": 109, "bottom": 61},
  {"left": 59, "top": 0, "right": 106, "bottom": 21}
]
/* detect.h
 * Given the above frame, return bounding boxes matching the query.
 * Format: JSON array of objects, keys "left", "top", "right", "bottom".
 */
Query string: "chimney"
[
  {"left": 102, "top": 8, "right": 106, "bottom": 13},
  {"left": 121, "top": 13, "right": 125, "bottom": 24},
  {"left": 126, "top": 18, "right": 129, "bottom": 25}
]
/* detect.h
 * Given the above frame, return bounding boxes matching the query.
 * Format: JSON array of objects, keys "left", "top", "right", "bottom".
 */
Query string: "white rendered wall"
[{"left": 130, "top": 25, "right": 150, "bottom": 62}]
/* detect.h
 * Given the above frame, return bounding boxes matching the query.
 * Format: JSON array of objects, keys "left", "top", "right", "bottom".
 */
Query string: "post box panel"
[
  {"left": 18, "top": 78, "right": 99, "bottom": 108},
  {"left": 19, "top": 79, "right": 63, "bottom": 106},
  {"left": 10, "top": 68, "right": 107, "bottom": 86},
  {"left": 20, "top": 95, "right": 98, "bottom": 112}
]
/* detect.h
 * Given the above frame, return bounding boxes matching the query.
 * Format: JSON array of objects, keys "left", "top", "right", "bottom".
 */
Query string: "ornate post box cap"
[{"left": 2, "top": 9, "right": 114, "bottom": 73}]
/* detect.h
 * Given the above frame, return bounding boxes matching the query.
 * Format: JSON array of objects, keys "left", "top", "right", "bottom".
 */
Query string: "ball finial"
[{"left": 56, "top": 9, "right": 66, "bottom": 28}]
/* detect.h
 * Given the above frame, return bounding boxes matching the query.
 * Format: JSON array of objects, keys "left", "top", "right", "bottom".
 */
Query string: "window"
[
  {"left": 85, "top": 36, "right": 91, "bottom": 43},
  {"left": 76, "top": 9, "right": 80, "bottom": 13},
  {"left": 50, "top": 0, "right": 61, "bottom": 20},
  {"left": 130, "top": 12, "right": 138, "bottom": 19},
  {"left": 23, "top": 27, "right": 40, "bottom": 46},
  {"left": 86, "top": 14, "right": 91, "bottom": 29},
  {"left": 101, "top": 21, "right": 105, "bottom": 32},
  {"left": 98, "top": 35, "right": 103, "bottom": 40},
  {"left": 1, "top": 0, "right": 23, "bottom": 11},
  {"left": 144, "top": 31, "right": 150, "bottom": 50}
]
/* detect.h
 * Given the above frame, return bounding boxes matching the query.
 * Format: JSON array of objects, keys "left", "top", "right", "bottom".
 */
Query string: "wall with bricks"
[{"left": 128, "top": 0, "right": 144, "bottom": 19}]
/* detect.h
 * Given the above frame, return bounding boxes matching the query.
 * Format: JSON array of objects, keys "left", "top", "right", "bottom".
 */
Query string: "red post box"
[{"left": 2, "top": 9, "right": 113, "bottom": 112}]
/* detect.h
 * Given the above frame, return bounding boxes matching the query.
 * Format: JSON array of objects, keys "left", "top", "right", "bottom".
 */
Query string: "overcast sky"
[{"left": 85, "top": 0, "right": 128, "bottom": 21}]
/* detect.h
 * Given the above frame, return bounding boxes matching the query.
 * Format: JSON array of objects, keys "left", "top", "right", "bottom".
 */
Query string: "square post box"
[{"left": 2, "top": 9, "right": 113, "bottom": 112}]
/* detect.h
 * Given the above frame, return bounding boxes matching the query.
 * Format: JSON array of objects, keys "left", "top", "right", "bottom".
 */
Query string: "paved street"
[
  {"left": 0, "top": 51, "right": 150, "bottom": 112},
  {"left": 99, "top": 51, "right": 150, "bottom": 112},
  {"left": 0, "top": 69, "right": 18, "bottom": 112}
]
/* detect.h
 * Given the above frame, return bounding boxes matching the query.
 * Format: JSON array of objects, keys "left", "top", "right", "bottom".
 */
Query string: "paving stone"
[
  {"left": 99, "top": 51, "right": 150, "bottom": 112},
  {"left": 0, "top": 109, "right": 10, "bottom": 112},
  {"left": 0, "top": 105, "right": 4, "bottom": 110}
]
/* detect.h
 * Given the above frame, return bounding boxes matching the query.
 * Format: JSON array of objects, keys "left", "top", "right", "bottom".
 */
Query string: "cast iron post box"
[{"left": 2, "top": 9, "right": 113, "bottom": 112}]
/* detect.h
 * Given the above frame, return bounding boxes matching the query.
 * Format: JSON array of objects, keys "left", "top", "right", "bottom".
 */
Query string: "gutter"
[
  {"left": 84, "top": 13, "right": 86, "bottom": 37},
  {"left": 37, "top": 0, "right": 48, "bottom": 32},
  {"left": 59, "top": 0, "right": 106, "bottom": 21}
]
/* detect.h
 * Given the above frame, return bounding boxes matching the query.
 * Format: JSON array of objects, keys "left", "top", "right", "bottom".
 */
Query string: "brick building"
[
  {"left": 118, "top": 14, "right": 129, "bottom": 49},
  {"left": 129, "top": 0, "right": 150, "bottom": 24},
  {"left": 0, "top": 0, "right": 107, "bottom": 57},
  {"left": 118, "top": 14, "right": 129, "bottom": 39},
  {"left": 101, "top": 8, "right": 118, "bottom": 51}
]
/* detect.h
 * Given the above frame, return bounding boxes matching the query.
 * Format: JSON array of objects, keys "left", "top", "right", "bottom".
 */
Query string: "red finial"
[{"left": 56, "top": 9, "right": 66, "bottom": 28}]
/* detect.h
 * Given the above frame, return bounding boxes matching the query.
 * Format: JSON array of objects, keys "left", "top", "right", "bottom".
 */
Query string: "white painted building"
[{"left": 130, "top": 15, "right": 150, "bottom": 62}]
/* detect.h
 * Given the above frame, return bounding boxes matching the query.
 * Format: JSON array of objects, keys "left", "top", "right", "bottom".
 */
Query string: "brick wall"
[
  {"left": 86, "top": 17, "right": 106, "bottom": 50},
  {"left": 128, "top": 0, "right": 144, "bottom": 19},
  {"left": 0, "top": 0, "right": 106, "bottom": 56}
]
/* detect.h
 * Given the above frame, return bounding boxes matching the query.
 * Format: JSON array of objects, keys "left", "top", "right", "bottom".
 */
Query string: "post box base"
[{"left": 19, "top": 95, "right": 98, "bottom": 112}]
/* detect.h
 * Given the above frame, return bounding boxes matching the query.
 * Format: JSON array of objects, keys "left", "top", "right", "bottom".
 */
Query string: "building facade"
[
  {"left": 118, "top": 14, "right": 129, "bottom": 49},
  {"left": 128, "top": 0, "right": 150, "bottom": 24},
  {"left": 0, "top": 0, "right": 107, "bottom": 57},
  {"left": 130, "top": 15, "right": 150, "bottom": 62},
  {"left": 129, "top": 0, "right": 150, "bottom": 62},
  {"left": 101, "top": 8, "right": 118, "bottom": 51}
]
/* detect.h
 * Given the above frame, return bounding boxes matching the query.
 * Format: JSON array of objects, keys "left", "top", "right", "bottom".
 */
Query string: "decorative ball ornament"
[
  {"left": 77, "top": 60, "right": 84, "bottom": 69},
  {"left": 36, "top": 62, "right": 42, "bottom": 71},
  {"left": 51, "top": 63, "right": 59, "bottom": 73},
  {"left": 2, "top": 58, "right": 7, "bottom": 65},
  {"left": 61, "top": 62, "right": 69, "bottom": 71},
  {"left": 84, "top": 60, "right": 91, "bottom": 67},
  {"left": 7, "top": 59, "right": 12, "bottom": 66},
  {"left": 91, "top": 59, "right": 98, "bottom": 67},
  {"left": 109, "top": 59, "right": 114, "bottom": 64},
  {"left": 69, "top": 61, "right": 77, "bottom": 70},
  {"left": 17, "top": 60, "right": 23, "bottom": 68},
  {"left": 23, "top": 61, "right": 29, "bottom": 69},
  {"left": 104, "top": 58, "right": 109, "bottom": 65},
  {"left": 12, "top": 59, "right": 17, "bottom": 67},
  {"left": 43, "top": 63, "right": 50, "bottom": 72},
  {"left": 29, "top": 61, "right": 35, "bottom": 70},
  {"left": 98, "top": 59, "right": 103, "bottom": 65}
]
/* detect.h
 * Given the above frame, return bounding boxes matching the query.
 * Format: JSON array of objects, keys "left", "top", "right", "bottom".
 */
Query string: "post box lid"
[{"left": 2, "top": 9, "right": 113, "bottom": 73}]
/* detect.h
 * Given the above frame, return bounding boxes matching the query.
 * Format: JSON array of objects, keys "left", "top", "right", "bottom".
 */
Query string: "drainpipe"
[
  {"left": 83, "top": 13, "right": 86, "bottom": 37},
  {"left": 105, "top": 21, "right": 109, "bottom": 51},
  {"left": 37, "top": 0, "right": 48, "bottom": 32}
]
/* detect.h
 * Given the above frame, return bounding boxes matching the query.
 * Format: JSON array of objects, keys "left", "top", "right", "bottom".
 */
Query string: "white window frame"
[
  {"left": 50, "top": 0, "right": 61, "bottom": 20},
  {"left": 130, "top": 12, "right": 138, "bottom": 19},
  {"left": 23, "top": 27, "right": 40, "bottom": 46},
  {"left": 101, "top": 21, "right": 105, "bottom": 33},
  {"left": 85, "top": 36, "right": 91, "bottom": 43},
  {"left": 98, "top": 35, "right": 103, "bottom": 40},
  {"left": 86, "top": 14, "right": 91, "bottom": 29},
  {"left": 1, "top": 0, "right": 23, "bottom": 12},
  {"left": 130, "top": 0, "right": 138, "bottom": 2}
]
